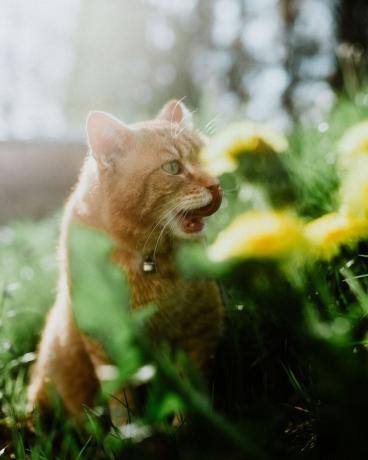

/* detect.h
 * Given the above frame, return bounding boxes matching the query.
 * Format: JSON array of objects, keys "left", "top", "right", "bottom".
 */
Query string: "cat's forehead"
[{"left": 132, "top": 120, "right": 204, "bottom": 159}]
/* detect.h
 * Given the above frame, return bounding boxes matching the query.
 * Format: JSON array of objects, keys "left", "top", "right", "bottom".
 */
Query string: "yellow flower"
[
  {"left": 208, "top": 211, "right": 305, "bottom": 262},
  {"left": 337, "top": 120, "right": 368, "bottom": 164},
  {"left": 304, "top": 212, "right": 368, "bottom": 260},
  {"left": 200, "top": 121, "right": 288, "bottom": 176},
  {"left": 340, "top": 156, "right": 368, "bottom": 219}
]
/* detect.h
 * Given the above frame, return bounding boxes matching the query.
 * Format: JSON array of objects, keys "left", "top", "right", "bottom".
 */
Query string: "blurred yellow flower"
[
  {"left": 337, "top": 120, "right": 368, "bottom": 164},
  {"left": 340, "top": 156, "right": 368, "bottom": 219},
  {"left": 200, "top": 121, "right": 288, "bottom": 176},
  {"left": 304, "top": 212, "right": 368, "bottom": 260},
  {"left": 207, "top": 211, "right": 305, "bottom": 262}
]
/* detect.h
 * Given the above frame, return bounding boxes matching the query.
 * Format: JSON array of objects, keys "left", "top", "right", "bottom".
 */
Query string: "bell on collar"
[{"left": 143, "top": 257, "right": 156, "bottom": 273}]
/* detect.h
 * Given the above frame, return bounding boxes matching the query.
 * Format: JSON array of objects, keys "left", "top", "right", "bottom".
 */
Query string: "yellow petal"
[
  {"left": 200, "top": 121, "right": 288, "bottom": 176},
  {"left": 208, "top": 211, "right": 305, "bottom": 262},
  {"left": 337, "top": 120, "right": 368, "bottom": 164},
  {"left": 340, "top": 156, "right": 368, "bottom": 219},
  {"left": 304, "top": 212, "right": 368, "bottom": 260}
]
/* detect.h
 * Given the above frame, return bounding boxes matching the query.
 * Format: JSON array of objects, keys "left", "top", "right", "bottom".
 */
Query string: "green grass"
[
  {"left": 0, "top": 215, "right": 59, "bottom": 458},
  {"left": 0, "top": 214, "right": 59, "bottom": 354},
  {"left": 3, "top": 93, "right": 368, "bottom": 459}
]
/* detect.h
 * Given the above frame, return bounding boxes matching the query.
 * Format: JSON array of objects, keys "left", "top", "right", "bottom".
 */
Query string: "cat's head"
[{"left": 86, "top": 100, "right": 222, "bottom": 249}]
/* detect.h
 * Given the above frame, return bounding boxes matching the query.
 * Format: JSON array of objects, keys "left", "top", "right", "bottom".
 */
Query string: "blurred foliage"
[
  {"left": 69, "top": 224, "right": 143, "bottom": 384},
  {"left": 3, "top": 92, "right": 368, "bottom": 459},
  {"left": 0, "top": 215, "right": 59, "bottom": 356},
  {"left": 1, "top": 0, "right": 343, "bottom": 139}
]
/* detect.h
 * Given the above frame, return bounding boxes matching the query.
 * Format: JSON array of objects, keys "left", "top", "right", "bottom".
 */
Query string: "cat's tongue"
[
  {"left": 180, "top": 186, "right": 223, "bottom": 234},
  {"left": 182, "top": 215, "right": 205, "bottom": 233}
]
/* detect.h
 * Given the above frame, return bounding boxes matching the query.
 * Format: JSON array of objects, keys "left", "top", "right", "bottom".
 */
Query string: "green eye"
[{"left": 162, "top": 160, "right": 182, "bottom": 175}]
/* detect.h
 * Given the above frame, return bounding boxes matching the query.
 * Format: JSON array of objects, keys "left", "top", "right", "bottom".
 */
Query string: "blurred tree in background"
[
  {"left": 338, "top": 0, "right": 368, "bottom": 53},
  {"left": 3, "top": 0, "right": 368, "bottom": 139}
]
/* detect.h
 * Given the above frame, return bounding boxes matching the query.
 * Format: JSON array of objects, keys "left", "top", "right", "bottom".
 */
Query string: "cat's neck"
[
  {"left": 69, "top": 155, "right": 107, "bottom": 229},
  {"left": 68, "top": 155, "right": 175, "bottom": 272},
  {"left": 112, "top": 239, "right": 174, "bottom": 275}
]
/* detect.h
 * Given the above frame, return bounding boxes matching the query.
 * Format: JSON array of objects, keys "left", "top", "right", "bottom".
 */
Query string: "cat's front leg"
[{"left": 28, "top": 303, "right": 100, "bottom": 418}]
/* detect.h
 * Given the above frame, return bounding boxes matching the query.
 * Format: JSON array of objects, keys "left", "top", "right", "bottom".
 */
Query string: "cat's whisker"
[
  {"left": 152, "top": 221, "right": 171, "bottom": 259},
  {"left": 151, "top": 197, "right": 193, "bottom": 257},
  {"left": 220, "top": 178, "right": 241, "bottom": 195},
  {"left": 202, "top": 113, "right": 222, "bottom": 135},
  {"left": 152, "top": 209, "right": 182, "bottom": 260},
  {"left": 175, "top": 118, "right": 194, "bottom": 138},
  {"left": 174, "top": 108, "right": 198, "bottom": 138},
  {"left": 152, "top": 203, "right": 202, "bottom": 261},
  {"left": 207, "top": 126, "right": 217, "bottom": 136},
  {"left": 172, "top": 100, "right": 199, "bottom": 138},
  {"left": 177, "top": 109, "right": 198, "bottom": 135},
  {"left": 142, "top": 208, "right": 179, "bottom": 254},
  {"left": 142, "top": 199, "right": 188, "bottom": 255},
  {"left": 170, "top": 96, "right": 187, "bottom": 138},
  {"left": 204, "top": 121, "right": 216, "bottom": 133}
]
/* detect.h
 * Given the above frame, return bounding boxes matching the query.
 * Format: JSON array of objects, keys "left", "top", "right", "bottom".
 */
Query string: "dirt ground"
[{"left": 0, "top": 141, "right": 86, "bottom": 224}]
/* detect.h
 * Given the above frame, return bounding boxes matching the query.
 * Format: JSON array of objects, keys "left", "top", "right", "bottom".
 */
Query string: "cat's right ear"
[{"left": 86, "top": 111, "right": 133, "bottom": 167}]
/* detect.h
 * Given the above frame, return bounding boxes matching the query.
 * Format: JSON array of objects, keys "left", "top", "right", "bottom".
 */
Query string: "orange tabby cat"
[{"left": 27, "top": 100, "right": 224, "bottom": 418}]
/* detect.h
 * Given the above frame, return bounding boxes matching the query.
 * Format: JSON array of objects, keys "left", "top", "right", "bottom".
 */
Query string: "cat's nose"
[
  {"left": 207, "top": 183, "right": 223, "bottom": 211},
  {"left": 207, "top": 183, "right": 221, "bottom": 197},
  {"left": 193, "top": 182, "right": 222, "bottom": 217}
]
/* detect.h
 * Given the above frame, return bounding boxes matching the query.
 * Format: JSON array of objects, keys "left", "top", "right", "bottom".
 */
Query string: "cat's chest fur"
[{"left": 114, "top": 250, "right": 224, "bottom": 365}]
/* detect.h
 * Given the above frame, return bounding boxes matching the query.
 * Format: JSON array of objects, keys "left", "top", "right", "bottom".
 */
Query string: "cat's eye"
[{"left": 162, "top": 160, "right": 182, "bottom": 175}]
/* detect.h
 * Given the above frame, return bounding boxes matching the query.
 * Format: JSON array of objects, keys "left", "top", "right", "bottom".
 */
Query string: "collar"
[{"left": 142, "top": 255, "right": 156, "bottom": 273}]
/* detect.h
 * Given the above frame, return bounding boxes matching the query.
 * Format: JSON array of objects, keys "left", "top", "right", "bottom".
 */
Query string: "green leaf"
[
  {"left": 68, "top": 223, "right": 142, "bottom": 380},
  {"left": 156, "top": 392, "right": 185, "bottom": 420}
]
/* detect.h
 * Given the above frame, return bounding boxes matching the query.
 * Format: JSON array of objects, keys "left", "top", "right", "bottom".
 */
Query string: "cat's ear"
[
  {"left": 86, "top": 111, "right": 133, "bottom": 167},
  {"left": 156, "top": 99, "right": 193, "bottom": 127}
]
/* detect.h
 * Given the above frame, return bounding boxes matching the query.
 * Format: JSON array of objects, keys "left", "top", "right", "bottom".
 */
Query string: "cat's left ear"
[{"left": 156, "top": 99, "right": 193, "bottom": 127}]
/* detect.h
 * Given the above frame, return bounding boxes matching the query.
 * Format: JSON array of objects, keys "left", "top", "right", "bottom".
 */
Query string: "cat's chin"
[{"left": 169, "top": 218, "right": 206, "bottom": 239}]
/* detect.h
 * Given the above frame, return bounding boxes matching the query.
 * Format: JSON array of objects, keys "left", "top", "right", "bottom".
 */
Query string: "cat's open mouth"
[
  {"left": 178, "top": 211, "right": 207, "bottom": 233},
  {"left": 177, "top": 187, "right": 223, "bottom": 234}
]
